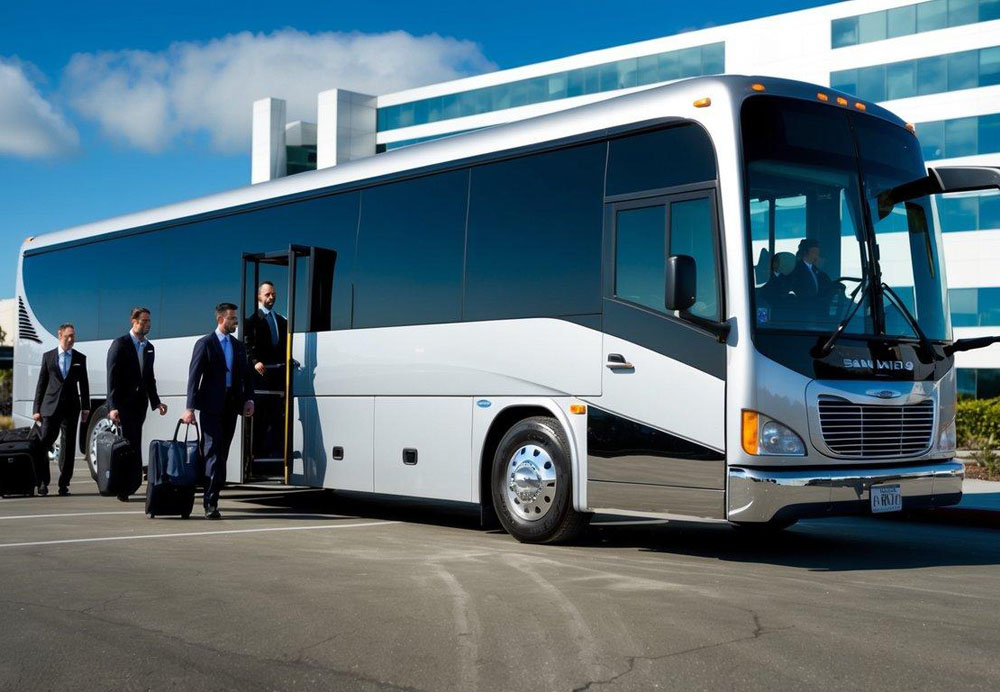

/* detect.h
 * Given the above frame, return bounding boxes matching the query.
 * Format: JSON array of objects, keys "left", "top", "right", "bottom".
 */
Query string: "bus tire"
[
  {"left": 491, "top": 416, "right": 589, "bottom": 544},
  {"left": 84, "top": 404, "right": 112, "bottom": 481}
]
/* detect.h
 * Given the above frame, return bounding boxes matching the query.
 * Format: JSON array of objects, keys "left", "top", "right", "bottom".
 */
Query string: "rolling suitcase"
[
  {"left": 0, "top": 426, "right": 41, "bottom": 497},
  {"left": 95, "top": 428, "right": 142, "bottom": 498},
  {"left": 145, "top": 420, "right": 201, "bottom": 519}
]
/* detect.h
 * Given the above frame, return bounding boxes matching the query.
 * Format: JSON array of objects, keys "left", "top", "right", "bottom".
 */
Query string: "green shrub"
[
  {"left": 969, "top": 436, "right": 1000, "bottom": 477},
  {"left": 956, "top": 397, "right": 1000, "bottom": 448}
]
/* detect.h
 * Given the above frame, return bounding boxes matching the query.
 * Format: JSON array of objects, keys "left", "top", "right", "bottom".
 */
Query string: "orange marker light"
[
  {"left": 836, "top": 96, "right": 848, "bottom": 106},
  {"left": 693, "top": 97, "right": 712, "bottom": 108},
  {"left": 817, "top": 92, "right": 829, "bottom": 102},
  {"left": 751, "top": 83, "right": 766, "bottom": 92},
  {"left": 569, "top": 404, "right": 587, "bottom": 415},
  {"left": 905, "top": 122, "right": 917, "bottom": 134},
  {"left": 854, "top": 102, "right": 866, "bottom": 111},
  {"left": 741, "top": 410, "right": 759, "bottom": 455}
]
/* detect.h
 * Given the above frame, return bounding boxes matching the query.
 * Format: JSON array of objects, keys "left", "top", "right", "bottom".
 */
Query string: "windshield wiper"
[
  {"left": 812, "top": 276, "right": 869, "bottom": 358},
  {"left": 880, "top": 283, "right": 937, "bottom": 359}
]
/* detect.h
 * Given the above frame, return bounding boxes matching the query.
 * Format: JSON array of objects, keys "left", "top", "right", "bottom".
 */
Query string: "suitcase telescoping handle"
[{"left": 172, "top": 418, "right": 201, "bottom": 444}]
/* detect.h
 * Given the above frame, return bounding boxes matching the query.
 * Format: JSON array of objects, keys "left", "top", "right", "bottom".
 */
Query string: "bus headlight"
[
  {"left": 742, "top": 410, "right": 806, "bottom": 456},
  {"left": 939, "top": 418, "right": 956, "bottom": 453}
]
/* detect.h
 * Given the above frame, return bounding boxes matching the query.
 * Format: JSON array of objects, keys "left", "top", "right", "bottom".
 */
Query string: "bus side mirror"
[{"left": 665, "top": 255, "right": 696, "bottom": 312}]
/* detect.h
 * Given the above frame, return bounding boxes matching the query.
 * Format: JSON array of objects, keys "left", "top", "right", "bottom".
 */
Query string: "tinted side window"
[
  {"left": 606, "top": 125, "right": 717, "bottom": 196},
  {"left": 97, "top": 232, "right": 164, "bottom": 340},
  {"left": 669, "top": 197, "right": 720, "bottom": 320},
  {"left": 22, "top": 245, "right": 100, "bottom": 340},
  {"left": 465, "top": 143, "right": 606, "bottom": 320},
  {"left": 354, "top": 171, "right": 467, "bottom": 328},
  {"left": 614, "top": 204, "right": 667, "bottom": 312}
]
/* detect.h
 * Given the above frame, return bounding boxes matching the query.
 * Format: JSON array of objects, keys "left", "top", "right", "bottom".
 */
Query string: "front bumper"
[{"left": 727, "top": 460, "right": 963, "bottom": 523}]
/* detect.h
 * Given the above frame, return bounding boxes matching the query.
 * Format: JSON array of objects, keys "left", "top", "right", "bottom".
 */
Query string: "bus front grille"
[{"left": 817, "top": 397, "right": 934, "bottom": 458}]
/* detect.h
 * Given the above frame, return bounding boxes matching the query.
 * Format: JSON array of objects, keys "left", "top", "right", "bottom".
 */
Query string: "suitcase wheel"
[
  {"left": 147, "top": 513, "right": 155, "bottom": 519},
  {"left": 181, "top": 512, "right": 191, "bottom": 519}
]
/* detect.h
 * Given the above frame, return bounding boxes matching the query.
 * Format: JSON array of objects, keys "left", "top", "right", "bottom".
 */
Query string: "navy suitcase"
[
  {"left": 0, "top": 426, "right": 42, "bottom": 497},
  {"left": 95, "top": 428, "right": 142, "bottom": 498},
  {"left": 145, "top": 420, "right": 201, "bottom": 519}
]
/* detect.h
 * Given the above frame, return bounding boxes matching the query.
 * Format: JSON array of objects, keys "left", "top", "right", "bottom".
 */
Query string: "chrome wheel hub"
[
  {"left": 88, "top": 417, "right": 115, "bottom": 474},
  {"left": 503, "top": 444, "right": 557, "bottom": 522}
]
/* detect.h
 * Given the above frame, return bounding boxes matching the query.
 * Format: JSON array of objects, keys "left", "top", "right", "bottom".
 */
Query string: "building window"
[
  {"left": 936, "top": 191, "right": 1000, "bottom": 232},
  {"left": 915, "top": 114, "right": 1000, "bottom": 160},
  {"left": 832, "top": 0, "right": 1000, "bottom": 48},
  {"left": 957, "top": 368, "right": 1000, "bottom": 399},
  {"left": 831, "top": 47, "right": 1000, "bottom": 101},
  {"left": 376, "top": 42, "right": 725, "bottom": 132},
  {"left": 949, "top": 287, "right": 1000, "bottom": 326}
]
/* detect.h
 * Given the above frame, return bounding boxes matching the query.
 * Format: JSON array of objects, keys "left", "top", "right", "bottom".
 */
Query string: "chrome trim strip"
[{"left": 727, "top": 460, "right": 963, "bottom": 523}]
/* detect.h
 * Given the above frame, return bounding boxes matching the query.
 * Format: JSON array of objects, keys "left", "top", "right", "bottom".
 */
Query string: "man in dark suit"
[
  {"left": 182, "top": 302, "right": 255, "bottom": 519},
  {"left": 789, "top": 238, "right": 835, "bottom": 310},
  {"left": 107, "top": 307, "right": 168, "bottom": 500},
  {"left": 243, "top": 280, "right": 287, "bottom": 463},
  {"left": 32, "top": 323, "right": 90, "bottom": 496}
]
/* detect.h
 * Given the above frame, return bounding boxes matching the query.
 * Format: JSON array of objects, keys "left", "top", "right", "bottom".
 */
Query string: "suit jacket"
[
  {"left": 107, "top": 334, "right": 161, "bottom": 413},
  {"left": 186, "top": 332, "right": 254, "bottom": 415},
  {"left": 789, "top": 260, "right": 833, "bottom": 300},
  {"left": 33, "top": 349, "right": 90, "bottom": 417},
  {"left": 244, "top": 308, "right": 288, "bottom": 369}
]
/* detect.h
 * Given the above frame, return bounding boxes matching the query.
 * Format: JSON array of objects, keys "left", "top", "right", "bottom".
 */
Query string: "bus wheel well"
[
  {"left": 80, "top": 399, "right": 106, "bottom": 454},
  {"left": 479, "top": 405, "right": 556, "bottom": 527}
]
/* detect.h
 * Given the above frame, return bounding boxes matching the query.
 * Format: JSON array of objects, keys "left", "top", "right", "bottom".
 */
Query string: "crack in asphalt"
[{"left": 571, "top": 609, "right": 793, "bottom": 692}]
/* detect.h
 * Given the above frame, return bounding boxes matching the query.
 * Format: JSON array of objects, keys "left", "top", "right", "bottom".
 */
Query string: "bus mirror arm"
[
  {"left": 944, "top": 336, "right": 1000, "bottom": 357},
  {"left": 678, "top": 313, "right": 731, "bottom": 343},
  {"left": 877, "top": 166, "right": 1000, "bottom": 221}
]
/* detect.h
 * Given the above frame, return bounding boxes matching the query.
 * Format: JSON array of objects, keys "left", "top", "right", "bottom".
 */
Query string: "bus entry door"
[{"left": 239, "top": 246, "right": 336, "bottom": 484}]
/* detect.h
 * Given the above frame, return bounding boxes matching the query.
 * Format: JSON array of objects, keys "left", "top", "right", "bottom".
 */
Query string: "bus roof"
[{"left": 21, "top": 74, "right": 905, "bottom": 254}]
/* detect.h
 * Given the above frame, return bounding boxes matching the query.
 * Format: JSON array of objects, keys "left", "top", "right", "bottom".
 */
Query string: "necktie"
[
  {"left": 137, "top": 341, "right": 145, "bottom": 376},
  {"left": 266, "top": 311, "right": 278, "bottom": 346},
  {"left": 60, "top": 351, "right": 69, "bottom": 378},
  {"left": 810, "top": 265, "right": 818, "bottom": 290},
  {"left": 222, "top": 336, "right": 233, "bottom": 388}
]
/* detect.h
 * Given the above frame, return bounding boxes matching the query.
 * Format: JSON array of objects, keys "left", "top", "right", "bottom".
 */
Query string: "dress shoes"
[
  {"left": 117, "top": 494, "right": 129, "bottom": 502},
  {"left": 205, "top": 508, "right": 222, "bottom": 520},
  {"left": 37, "top": 484, "right": 48, "bottom": 497},
  {"left": 58, "top": 487, "right": 70, "bottom": 497}
]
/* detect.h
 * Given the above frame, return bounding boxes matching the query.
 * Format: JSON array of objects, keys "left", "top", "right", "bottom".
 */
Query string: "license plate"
[{"left": 871, "top": 484, "right": 902, "bottom": 514}]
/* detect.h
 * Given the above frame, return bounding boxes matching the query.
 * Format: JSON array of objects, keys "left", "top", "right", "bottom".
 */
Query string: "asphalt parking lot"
[{"left": 2, "top": 464, "right": 999, "bottom": 691}]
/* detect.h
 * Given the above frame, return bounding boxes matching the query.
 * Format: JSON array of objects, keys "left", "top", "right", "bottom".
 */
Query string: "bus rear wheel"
[
  {"left": 491, "top": 416, "right": 589, "bottom": 544},
  {"left": 84, "top": 405, "right": 112, "bottom": 481}
]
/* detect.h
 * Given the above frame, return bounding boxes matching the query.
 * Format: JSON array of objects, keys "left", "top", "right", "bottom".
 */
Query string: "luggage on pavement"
[
  {"left": 0, "top": 426, "right": 42, "bottom": 497},
  {"left": 95, "top": 428, "right": 142, "bottom": 498},
  {"left": 145, "top": 420, "right": 201, "bottom": 518}
]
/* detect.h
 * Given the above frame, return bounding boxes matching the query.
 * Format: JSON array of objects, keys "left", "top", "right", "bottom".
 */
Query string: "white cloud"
[
  {"left": 0, "top": 57, "right": 79, "bottom": 158},
  {"left": 63, "top": 29, "right": 496, "bottom": 153}
]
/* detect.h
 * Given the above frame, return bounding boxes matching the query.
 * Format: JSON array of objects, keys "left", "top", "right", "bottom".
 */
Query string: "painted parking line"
[
  {"left": 0, "top": 520, "right": 399, "bottom": 549},
  {"left": 0, "top": 511, "right": 358, "bottom": 521},
  {"left": 0, "top": 511, "right": 147, "bottom": 521}
]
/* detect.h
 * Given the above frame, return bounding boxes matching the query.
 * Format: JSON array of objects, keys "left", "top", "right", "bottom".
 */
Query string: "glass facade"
[
  {"left": 949, "top": 287, "right": 1000, "bottom": 325},
  {"left": 831, "top": 46, "right": 1000, "bottom": 101},
  {"left": 958, "top": 368, "right": 1000, "bottom": 398},
  {"left": 917, "top": 113, "right": 1000, "bottom": 160},
  {"left": 376, "top": 42, "right": 725, "bottom": 132},
  {"left": 937, "top": 192, "right": 1000, "bottom": 231},
  {"left": 832, "top": 0, "right": 1000, "bottom": 48}
]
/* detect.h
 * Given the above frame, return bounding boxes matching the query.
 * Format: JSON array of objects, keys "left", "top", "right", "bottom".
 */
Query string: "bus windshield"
[{"left": 742, "top": 96, "right": 950, "bottom": 343}]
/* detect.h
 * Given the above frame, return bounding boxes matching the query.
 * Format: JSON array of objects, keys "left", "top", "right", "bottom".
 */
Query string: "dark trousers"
[
  {"left": 119, "top": 405, "right": 147, "bottom": 458},
  {"left": 201, "top": 392, "right": 239, "bottom": 510},
  {"left": 38, "top": 405, "right": 79, "bottom": 489}
]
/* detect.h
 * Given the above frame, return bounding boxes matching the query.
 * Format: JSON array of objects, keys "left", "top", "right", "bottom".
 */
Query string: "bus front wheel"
[{"left": 491, "top": 416, "right": 589, "bottom": 544}]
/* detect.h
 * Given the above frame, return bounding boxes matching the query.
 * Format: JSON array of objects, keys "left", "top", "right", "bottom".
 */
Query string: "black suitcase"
[
  {"left": 0, "top": 427, "right": 41, "bottom": 497},
  {"left": 95, "top": 429, "right": 142, "bottom": 498},
  {"left": 145, "top": 421, "right": 200, "bottom": 519}
]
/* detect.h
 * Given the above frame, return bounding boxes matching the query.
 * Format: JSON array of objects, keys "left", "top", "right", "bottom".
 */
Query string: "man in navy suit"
[
  {"left": 33, "top": 323, "right": 90, "bottom": 496},
  {"left": 182, "top": 302, "right": 254, "bottom": 519},
  {"left": 107, "top": 307, "right": 168, "bottom": 500}
]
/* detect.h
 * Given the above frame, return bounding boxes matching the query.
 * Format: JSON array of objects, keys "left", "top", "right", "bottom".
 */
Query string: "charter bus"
[{"left": 13, "top": 75, "right": 1000, "bottom": 542}]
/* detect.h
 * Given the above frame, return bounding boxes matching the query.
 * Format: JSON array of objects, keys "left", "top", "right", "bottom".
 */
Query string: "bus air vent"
[
  {"left": 817, "top": 396, "right": 933, "bottom": 458},
  {"left": 17, "top": 297, "right": 41, "bottom": 344}
]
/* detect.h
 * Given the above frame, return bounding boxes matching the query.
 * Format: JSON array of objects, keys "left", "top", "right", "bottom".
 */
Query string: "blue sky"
[{"left": 0, "top": 0, "right": 834, "bottom": 294}]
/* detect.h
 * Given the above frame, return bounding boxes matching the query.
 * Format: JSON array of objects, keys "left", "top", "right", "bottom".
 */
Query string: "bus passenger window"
[{"left": 615, "top": 205, "right": 667, "bottom": 312}]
